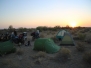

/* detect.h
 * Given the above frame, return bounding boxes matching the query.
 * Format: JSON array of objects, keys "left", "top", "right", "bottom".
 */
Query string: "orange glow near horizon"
[{"left": 69, "top": 21, "right": 77, "bottom": 27}]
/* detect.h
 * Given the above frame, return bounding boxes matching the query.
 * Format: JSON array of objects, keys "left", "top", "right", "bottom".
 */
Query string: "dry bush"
[
  {"left": 47, "top": 31, "right": 56, "bottom": 35},
  {"left": 47, "top": 32, "right": 50, "bottom": 35},
  {"left": 77, "top": 33, "right": 86, "bottom": 40},
  {"left": 70, "top": 29, "right": 78, "bottom": 35},
  {"left": 34, "top": 57, "right": 43, "bottom": 64},
  {"left": 51, "top": 36, "right": 58, "bottom": 43},
  {"left": 39, "top": 34, "right": 45, "bottom": 38},
  {"left": 80, "top": 28, "right": 90, "bottom": 33},
  {"left": 76, "top": 42, "right": 85, "bottom": 52},
  {"left": 32, "top": 51, "right": 46, "bottom": 59},
  {"left": 16, "top": 49, "right": 24, "bottom": 55},
  {"left": 85, "top": 34, "right": 91, "bottom": 43},
  {"left": 83, "top": 50, "right": 91, "bottom": 63},
  {"left": 73, "top": 36, "right": 79, "bottom": 40},
  {"left": 55, "top": 47, "right": 71, "bottom": 61},
  {"left": 2, "top": 59, "right": 12, "bottom": 65}
]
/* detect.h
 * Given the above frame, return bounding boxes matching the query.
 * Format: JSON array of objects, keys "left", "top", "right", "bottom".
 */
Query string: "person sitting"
[
  {"left": 31, "top": 31, "right": 36, "bottom": 41},
  {"left": 18, "top": 34, "right": 24, "bottom": 44},
  {"left": 35, "top": 30, "right": 39, "bottom": 39}
]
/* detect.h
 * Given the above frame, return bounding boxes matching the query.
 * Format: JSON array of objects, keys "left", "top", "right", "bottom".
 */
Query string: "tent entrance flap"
[{"left": 60, "top": 32, "right": 76, "bottom": 46}]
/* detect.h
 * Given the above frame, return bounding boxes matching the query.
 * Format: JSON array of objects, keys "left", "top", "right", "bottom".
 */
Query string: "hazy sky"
[{"left": 0, "top": 0, "right": 91, "bottom": 28}]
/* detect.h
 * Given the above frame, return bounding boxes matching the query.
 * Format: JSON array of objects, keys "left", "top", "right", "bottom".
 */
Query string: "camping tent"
[
  {"left": 56, "top": 30, "right": 66, "bottom": 40},
  {"left": 0, "top": 41, "right": 16, "bottom": 55},
  {"left": 60, "top": 32, "right": 76, "bottom": 46},
  {"left": 33, "top": 38, "right": 60, "bottom": 53}
]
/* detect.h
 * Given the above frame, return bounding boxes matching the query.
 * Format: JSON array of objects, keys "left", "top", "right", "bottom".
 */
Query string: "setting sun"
[{"left": 70, "top": 22, "right": 77, "bottom": 27}]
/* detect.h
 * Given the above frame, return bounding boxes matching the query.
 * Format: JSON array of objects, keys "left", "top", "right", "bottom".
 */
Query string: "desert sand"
[{"left": 0, "top": 29, "right": 91, "bottom": 68}]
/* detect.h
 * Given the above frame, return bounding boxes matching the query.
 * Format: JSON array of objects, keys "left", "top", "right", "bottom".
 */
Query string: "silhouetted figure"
[{"left": 14, "top": 30, "right": 17, "bottom": 36}]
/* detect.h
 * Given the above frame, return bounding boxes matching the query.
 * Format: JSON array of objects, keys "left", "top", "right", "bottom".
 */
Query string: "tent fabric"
[
  {"left": 56, "top": 30, "right": 66, "bottom": 39},
  {"left": 0, "top": 41, "right": 16, "bottom": 55},
  {"left": 60, "top": 32, "right": 76, "bottom": 46},
  {"left": 33, "top": 38, "right": 60, "bottom": 53}
]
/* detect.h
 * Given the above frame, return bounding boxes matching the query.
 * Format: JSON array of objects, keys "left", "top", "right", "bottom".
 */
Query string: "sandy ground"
[{"left": 0, "top": 30, "right": 91, "bottom": 68}]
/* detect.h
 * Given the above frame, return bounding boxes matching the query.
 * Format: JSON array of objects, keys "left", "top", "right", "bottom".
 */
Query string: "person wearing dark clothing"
[
  {"left": 31, "top": 32, "right": 36, "bottom": 41},
  {"left": 14, "top": 30, "right": 17, "bottom": 36},
  {"left": 18, "top": 34, "right": 24, "bottom": 44}
]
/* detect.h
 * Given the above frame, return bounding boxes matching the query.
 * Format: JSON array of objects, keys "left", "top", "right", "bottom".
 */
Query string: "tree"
[
  {"left": 8, "top": 25, "right": 14, "bottom": 32},
  {"left": 18, "top": 27, "right": 24, "bottom": 32}
]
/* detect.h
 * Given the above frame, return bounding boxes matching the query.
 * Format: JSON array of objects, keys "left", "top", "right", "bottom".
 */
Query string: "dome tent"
[
  {"left": 56, "top": 30, "right": 66, "bottom": 40},
  {"left": 60, "top": 32, "right": 76, "bottom": 46},
  {"left": 33, "top": 38, "right": 60, "bottom": 54},
  {"left": 0, "top": 41, "right": 16, "bottom": 55}
]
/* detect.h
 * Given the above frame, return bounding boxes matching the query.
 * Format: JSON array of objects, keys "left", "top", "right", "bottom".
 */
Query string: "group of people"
[
  {"left": 11, "top": 30, "right": 26, "bottom": 44},
  {"left": 0, "top": 32, "right": 11, "bottom": 42},
  {"left": 0, "top": 30, "right": 26, "bottom": 44},
  {"left": 0, "top": 29, "right": 40, "bottom": 46}
]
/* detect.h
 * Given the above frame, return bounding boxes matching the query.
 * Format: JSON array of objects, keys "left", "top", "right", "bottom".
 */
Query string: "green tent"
[
  {"left": 60, "top": 32, "right": 76, "bottom": 46},
  {"left": 33, "top": 38, "right": 60, "bottom": 53},
  {"left": 56, "top": 30, "right": 66, "bottom": 40},
  {"left": 0, "top": 41, "right": 16, "bottom": 55}
]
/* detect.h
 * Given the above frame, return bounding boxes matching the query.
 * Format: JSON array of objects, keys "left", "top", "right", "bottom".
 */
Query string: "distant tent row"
[{"left": 33, "top": 30, "right": 75, "bottom": 54}]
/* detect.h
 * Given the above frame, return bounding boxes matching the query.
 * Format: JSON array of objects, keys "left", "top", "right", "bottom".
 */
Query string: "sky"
[{"left": 0, "top": 0, "right": 91, "bottom": 29}]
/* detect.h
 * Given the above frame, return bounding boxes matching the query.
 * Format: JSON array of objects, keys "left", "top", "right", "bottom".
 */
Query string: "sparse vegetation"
[
  {"left": 77, "top": 33, "right": 86, "bottom": 40},
  {"left": 34, "top": 57, "right": 43, "bottom": 64},
  {"left": 85, "top": 34, "right": 91, "bottom": 43},
  {"left": 16, "top": 49, "right": 24, "bottom": 55},
  {"left": 0, "top": 27, "right": 91, "bottom": 68},
  {"left": 55, "top": 47, "right": 71, "bottom": 61},
  {"left": 32, "top": 51, "right": 46, "bottom": 59},
  {"left": 40, "top": 34, "right": 45, "bottom": 38},
  {"left": 2, "top": 59, "right": 12, "bottom": 65},
  {"left": 83, "top": 50, "right": 91, "bottom": 63},
  {"left": 76, "top": 42, "right": 85, "bottom": 52}
]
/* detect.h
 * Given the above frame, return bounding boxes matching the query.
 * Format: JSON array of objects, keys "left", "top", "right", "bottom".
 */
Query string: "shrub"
[
  {"left": 85, "top": 34, "right": 91, "bottom": 43},
  {"left": 73, "top": 36, "right": 79, "bottom": 40},
  {"left": 32, "top": 51, "right": 46, "bottom": 59},
  {"left": 76, "top": 42, "right": 85, "bottom": 52},
  {"left": 39, "top": 34, "right": 45, "bottom": 38},
  {"left": 77, "top": 33, "right": 86, "bottom": 40},
  {"left": 80, "top": 28, "right": 90, "bottom": 33},
  {"left": 83, "top": 50, "right": 91, "bottom": 63},
  {"left": 16, "top": 49, "right": 23, "bottom": 55},
  {"left": 34, "top": 58, "right": 43, "bottom": 64},
  {"left": 2, "top": 59, "right": 12, "bottom": 65},
  {"left": 55, "top": 47, "right": 71, "bottom": 61}
]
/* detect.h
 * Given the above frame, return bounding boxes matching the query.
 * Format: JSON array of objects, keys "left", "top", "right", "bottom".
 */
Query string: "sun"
[{"left": 70, "top": 21, "right": 77, "bottom": 27}]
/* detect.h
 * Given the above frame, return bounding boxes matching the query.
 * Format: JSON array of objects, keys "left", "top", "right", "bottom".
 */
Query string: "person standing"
[{"left": 14, "top": 30, "right": 17, "bottom": 36}]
